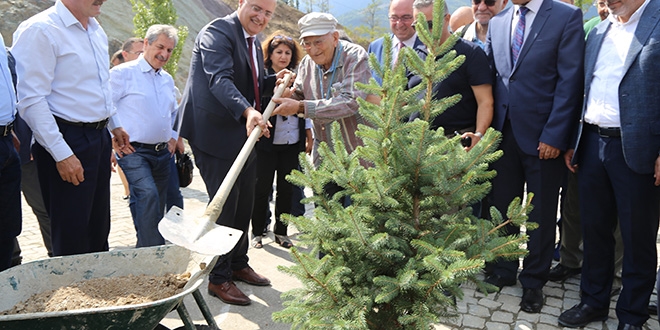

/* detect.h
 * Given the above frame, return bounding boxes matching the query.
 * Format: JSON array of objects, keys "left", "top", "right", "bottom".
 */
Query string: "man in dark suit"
[
  {"left": 558, "top": 0, "right": 660, "bottom": 328},
  {"left": 484, "top": 0, "right": 584, "bottom": 313},
  {"left": 368, "top": 0, "right": 424, "bottom": 85},
  {"left": 179, "top": 0, "right": 277, "bottom": 306}
]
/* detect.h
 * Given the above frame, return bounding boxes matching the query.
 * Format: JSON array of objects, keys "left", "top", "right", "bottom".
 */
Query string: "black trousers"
[
  {"left": 33, "top": 122, "right": 111, "bottom": 257},
  {"left": 251, "top": 144, "right": 301, "bottom": 237},
  {"left": 488, "top": 122, "right": 565, "bottom": 289},
  {"left": 191, "top": 146, "right": 256, "bottom": 284}
]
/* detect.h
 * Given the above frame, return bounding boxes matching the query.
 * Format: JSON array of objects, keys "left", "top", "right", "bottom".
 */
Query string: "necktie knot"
[{"left": 519, "top": 6, "right": 529, "bottom": 16}]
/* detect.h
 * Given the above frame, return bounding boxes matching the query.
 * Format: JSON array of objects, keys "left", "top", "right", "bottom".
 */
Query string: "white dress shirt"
[
  {"left": 584, "top": 0, "right": 650, "bottom": 127},
  {"left": 11, "top": 0, "right": 120, "bottom": 162},
  {"left": 0, "top": 34, "right": 16, "bottom": 126},
  {"left": 510, "top": 0, "right": 543, "bottom": 48},
  {"left": 272, "top": 116, "right": 312, "bottom": 145},
  {"left": 391, "top": 33, "right": 418, "bottom": 66},
  {"left": 110, "top": 56, "right": 177, "bottom": 144}
]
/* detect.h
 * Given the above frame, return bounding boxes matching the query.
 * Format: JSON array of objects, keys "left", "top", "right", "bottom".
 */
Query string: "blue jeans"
[
  {"left": 166, "top": 157, "right": 183, "bottom": 211},
  {"left": 0, "top": 134, "right": 21, "bottom": 271},
  {"left": 118, "top": 147, "right": 171, "bottom": 247}
]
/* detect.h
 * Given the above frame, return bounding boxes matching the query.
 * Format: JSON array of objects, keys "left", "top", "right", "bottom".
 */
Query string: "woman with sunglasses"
[{"left": 251, "top": 31, "right": 312, "bottom": 249}]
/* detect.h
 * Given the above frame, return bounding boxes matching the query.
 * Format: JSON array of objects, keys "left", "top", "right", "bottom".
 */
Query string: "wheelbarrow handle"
[{"left": 199, "top": 73, "right": 293, "bottom": 223}]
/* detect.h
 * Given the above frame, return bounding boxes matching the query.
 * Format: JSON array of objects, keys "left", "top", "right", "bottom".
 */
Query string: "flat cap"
[{"left": 298, "top": 12, "right": 338, "bottom": 39}]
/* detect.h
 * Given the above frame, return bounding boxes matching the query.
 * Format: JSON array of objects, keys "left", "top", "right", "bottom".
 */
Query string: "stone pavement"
[{"left": 13, "top": 166, "right": 660, "bottom": 329}]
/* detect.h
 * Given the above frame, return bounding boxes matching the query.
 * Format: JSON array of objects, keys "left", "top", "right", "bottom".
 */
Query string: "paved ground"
[{"left": 12, "top": 165, "right": 660, "bottom": 329}]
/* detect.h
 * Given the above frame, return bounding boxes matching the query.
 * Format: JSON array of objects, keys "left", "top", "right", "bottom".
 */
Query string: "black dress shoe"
[
  {"left": 617, "top": 324, "right": 642, "bottom": 330},
  {"left": 520, "top": 288, "right": 544, "bottom": 313},
  {"left": 547, "top": 263, "right": 581, "bottom": 282},
  {"left": 481, "top": 274, "right": 516, "bottom": 293},
  {"left": 558, "top": 302, "right": 609, "bottom": 328}
]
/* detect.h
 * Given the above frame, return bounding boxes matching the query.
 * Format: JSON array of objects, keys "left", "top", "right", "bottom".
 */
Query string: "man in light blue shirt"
[
  {"left": 0, "top": 34, "right": 21, "bottom": 272},
  {"left": 11, "top": 0, "right": 130, "bottom": 256},
  {"left": 110, "top": 25, "right": 179, "bottom": 248}
]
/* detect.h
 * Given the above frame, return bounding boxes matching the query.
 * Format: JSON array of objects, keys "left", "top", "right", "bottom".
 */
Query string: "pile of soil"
[{"left": 2, "top": 272, "right": 190, "bottom": 315}]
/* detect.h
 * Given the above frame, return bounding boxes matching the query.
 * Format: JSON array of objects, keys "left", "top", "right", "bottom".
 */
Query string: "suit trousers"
[
  {"left": 33, "top": 122, "right": 111, "bottom": 257},
  {"left": 0, "top": 134, "right": 21, "bottom": 272},
  {"left": 251, "top": 144, "right": 300, "bottom": 237},
  {"left": 489, "top": 121, "right": 564, "bottom": 289},
  {"left": 191, "top": 146, "right": 255, "bottom": 284},
  {"left": 577, "top": 129, "right": 659, "bottom": 326},
  {"left": 559, "top": 171, "right": 623, "bottom": 275}
]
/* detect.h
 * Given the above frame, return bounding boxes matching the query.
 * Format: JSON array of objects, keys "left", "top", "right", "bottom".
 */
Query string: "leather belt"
[
  {"left": 54, "top": 116, "right": 109, "bottom": 130},
  {"left": 584, "top": 123, "right": 620, "bottom": 137},
  {"left": 131, "top": 142, "right": 168, "bottom": 152},
  {"left": 0, "top": 121, "right": 13, "bottom": 137}
]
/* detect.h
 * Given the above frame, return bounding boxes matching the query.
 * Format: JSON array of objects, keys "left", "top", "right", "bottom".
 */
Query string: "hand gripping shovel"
[{"left": 159, "top": 73, "right": 293, "bottom": 255}]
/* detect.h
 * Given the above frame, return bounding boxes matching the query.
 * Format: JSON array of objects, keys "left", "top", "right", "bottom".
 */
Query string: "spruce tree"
[
  {"left": 273, "top": 1, "right": 535, "bottom": 328},
  {"left": 130, "top": 0, "right": 188, "bottom": 78}
]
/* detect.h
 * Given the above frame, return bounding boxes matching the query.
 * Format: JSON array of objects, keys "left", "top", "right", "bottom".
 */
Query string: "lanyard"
[{"left": 317, "top": 42, "right": 343, "bottom": 100}]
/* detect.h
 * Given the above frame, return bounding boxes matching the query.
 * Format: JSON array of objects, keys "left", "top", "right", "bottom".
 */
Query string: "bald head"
[{"left": 449, "top": 6, "right": 474, "bottom": 32}]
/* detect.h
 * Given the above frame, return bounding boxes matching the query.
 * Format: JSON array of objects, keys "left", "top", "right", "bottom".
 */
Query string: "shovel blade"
[{"left": 159, "top": 206, "right": 243, "bottom": 255}]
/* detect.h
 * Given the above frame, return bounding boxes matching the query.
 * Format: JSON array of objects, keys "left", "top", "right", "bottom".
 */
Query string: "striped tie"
[{"left": 511, "top": 6, "right": 529, "bottom": 66}]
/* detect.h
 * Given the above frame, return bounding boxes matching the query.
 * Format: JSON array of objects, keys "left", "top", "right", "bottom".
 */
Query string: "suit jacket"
[
  {"left": 572, "top": 0, "right": 660, "bottom": 174},
  {"left": 179, "top": 13, "right": 274, "bottom": 160},
  {"left": 367, "top": 34, "right": 425, "bottom": 85},
  {"left": 485, "top": 0, "right": 584, "bottom": 155}
]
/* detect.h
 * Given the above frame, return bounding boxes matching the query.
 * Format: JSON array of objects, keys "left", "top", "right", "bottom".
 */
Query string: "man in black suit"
[
  {"left": 484, "top": 0, "right": 584, "bottom": 314},
  {"left": 179, "top": 0, "right": 278, "bottom": 306}
]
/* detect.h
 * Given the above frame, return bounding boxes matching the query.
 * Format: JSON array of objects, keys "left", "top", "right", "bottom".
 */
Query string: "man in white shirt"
[
  {"left": 558, "top": 0, "right": 660, "bottom": 328},
  {"left": 110, "top": 25, "right": 179, "bottom": 248},
  {"left": 367, "top": 0, "right": 424, "bottom": 85},
  {"left": 455, "top": 0, "right": 508, "bottom": 49},
  {"left": 11, "top": 0, "right": 130, "bottom": 257}
]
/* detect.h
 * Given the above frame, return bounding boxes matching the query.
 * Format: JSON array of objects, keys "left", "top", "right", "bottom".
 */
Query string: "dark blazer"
[
  {"left": 486, "top": 0, "right": 584, "bottom": 155},
  {"left": 367, "top": 34, "right": 425, "bottom": 85},
  {"left": 572, "top": 0, "right": 660, "bottom": 174},
  {"left": 179, "top": 13, "right": 274, "bottom": 160}
]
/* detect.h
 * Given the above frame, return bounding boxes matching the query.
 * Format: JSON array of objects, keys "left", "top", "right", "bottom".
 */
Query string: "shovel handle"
[{"left": 201, "top": 73, "right": 293, "bottom": 222}]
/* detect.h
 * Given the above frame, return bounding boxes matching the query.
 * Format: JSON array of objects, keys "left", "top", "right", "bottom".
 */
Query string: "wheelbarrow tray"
[{"left": 0, "top": 245, "right": 215, "bottom": 330}]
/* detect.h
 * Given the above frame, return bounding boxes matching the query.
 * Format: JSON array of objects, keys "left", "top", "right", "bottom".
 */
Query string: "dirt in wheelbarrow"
[{"left": 2, "top": 272, "right": 191, "bottom": 315}]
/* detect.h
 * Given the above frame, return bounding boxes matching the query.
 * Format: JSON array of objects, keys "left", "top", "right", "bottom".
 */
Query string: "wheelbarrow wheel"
[{"left": 172, "top": 325, "right": 216, "bottom": 330}]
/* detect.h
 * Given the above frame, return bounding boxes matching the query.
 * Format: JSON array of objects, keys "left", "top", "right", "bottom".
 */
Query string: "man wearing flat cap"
[{"left": 273, "top": 12, "right": 372, "bottom": 203}]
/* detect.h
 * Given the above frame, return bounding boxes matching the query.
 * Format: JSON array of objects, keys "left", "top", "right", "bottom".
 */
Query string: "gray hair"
[
  {"left": 413, "top": 0, "right": 448, "bottom": 14},
  {"left": 145, "top": 24, "right": 179, "bottom": 47},
  {"left": 121, "top": 37, "right": 142, "bottom": 52}
]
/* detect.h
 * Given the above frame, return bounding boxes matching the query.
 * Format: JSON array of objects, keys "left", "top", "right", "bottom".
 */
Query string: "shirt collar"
[
  {"left": 515, "top": 0, "right": 543, "bottom": 15},
  {"left": 137, "top": 55, "right": 160, "bottom": 75},
  {"left": 56, "top": 0, "right": 100, "bottom": 31},
  {"left": 392, "top": 33, "right": 418, "bottom": 48},
  {"left": 609, "top": 0, "right": 649, "bottom": 26}
]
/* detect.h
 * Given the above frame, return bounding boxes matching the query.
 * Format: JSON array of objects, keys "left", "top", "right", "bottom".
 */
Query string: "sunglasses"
[
  {"left": 271, "top": 35, "right": 294, "bottom": 47},
  {"left": 273, "top": 35, "right": 293, "bottom": 41},
  {"left": 472, "top": 0, "right": 498, "bottom": 6}
]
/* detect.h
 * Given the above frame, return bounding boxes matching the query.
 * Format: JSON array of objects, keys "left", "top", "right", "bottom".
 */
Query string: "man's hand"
[
  {"left": 243, "top": 107, "right": 270, "bottom": 138},
  {"left": 275, "top": 69, "right": 296, "bottom": 88},
  {"left": 272, "top": 98, "right": 301, "bottom": 117},
  {"left": 564, "top": 149, "right": 578, "bottom": 173},
  {"left": 461, "top": 132, "right": 481, "bottom": 152},
  {"left": 538, "top": 142, "right": 560, "bottom": 160},
  {"left": 176, "top": 136, "right": 185, "bottom": 153},
  {"left": 111, "top": 127, "right": 134, "bottom": 158},
  {"left": 167, "top": 138, "right": 177, "bottom": 156},
  {"left": 654, "top": 155, "right": 660, "bottom": 186},
  {"left": 305, "top": 129, "right": 313, "bottom": 155},
  {"left": 56, "top": 154, "right": 84, "bottom": 186}
]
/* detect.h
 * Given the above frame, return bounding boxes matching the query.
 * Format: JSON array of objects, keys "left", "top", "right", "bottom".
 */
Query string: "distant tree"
[
  {"left": 574, "top": 0, "right": 592, "bottom": 13},
  {"left": 318, "top": 0, "right": 330, "bottom": 12},
  {"left": 301, "top": 0, "right": 315, "bottom": 12},
  {"left": 352, "top": 0, "right": 387, "bottom": 47},
  {"left": 130, "top": 0, "right": 189, "bottom": 81}
]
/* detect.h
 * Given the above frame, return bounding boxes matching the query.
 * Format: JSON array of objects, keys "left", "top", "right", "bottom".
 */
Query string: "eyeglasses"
[
  {"left": 271, "top": 35, "right": 294, "bottom": 47},
  {"left": 273, "top": 35, "right": 293, "bottom": 41},
  {"left": 388, "top": 15, "right": 414, "bottom": 23},
  {"left": 246, "top": 1, "right": 273, "bottom": 18},
  {"left": 300, "top": 35, "right": 328, "bottom": 49},
  {"left": 472, "top": 0, "right": 498, "bottom": 6},
  {"left": 127, "top": 50, "right": 143, "bottom": 55},
  {"left": 413, "top": 20, "right": 433, "bottom": 30}
]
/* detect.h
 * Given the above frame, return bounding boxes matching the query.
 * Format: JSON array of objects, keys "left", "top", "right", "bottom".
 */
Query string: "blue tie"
[{"left": 512, "top": 6, "right": 529, "bottom": 66}]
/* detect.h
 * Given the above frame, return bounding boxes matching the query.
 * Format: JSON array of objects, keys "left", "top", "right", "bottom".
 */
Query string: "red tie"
[{"left": 247, "top": 36, "right": 261, "bottom": 111}]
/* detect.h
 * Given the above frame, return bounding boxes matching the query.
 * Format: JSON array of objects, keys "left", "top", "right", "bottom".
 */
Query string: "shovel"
[{"left": 159, "top": 73, "right": 294, "bottom": 255}]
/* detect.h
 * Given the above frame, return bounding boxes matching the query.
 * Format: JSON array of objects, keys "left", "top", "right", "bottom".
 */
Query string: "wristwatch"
[
  {"left": 297, "top": 101, "right": 305, "bottom": 118},
  {"left": 474, "top": 131, "right": 484, "bottom": 138}
]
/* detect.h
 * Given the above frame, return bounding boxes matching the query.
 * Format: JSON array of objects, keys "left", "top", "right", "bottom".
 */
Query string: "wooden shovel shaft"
[{"left": 199, "top": 73, "right": 293, "bottom": 224}]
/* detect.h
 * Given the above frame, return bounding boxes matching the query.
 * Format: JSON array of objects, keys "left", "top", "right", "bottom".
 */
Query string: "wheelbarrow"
[{"left": 0, "top": 245, "right": 220, "bottom": 330}]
